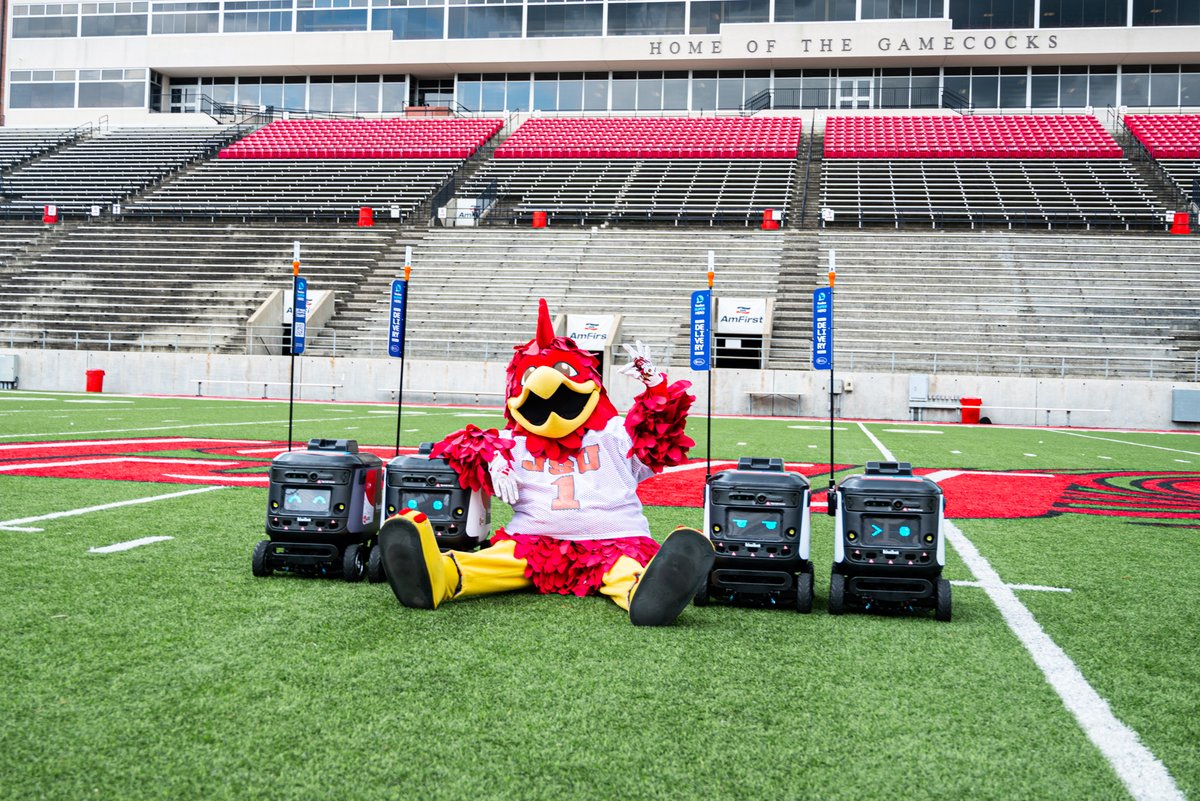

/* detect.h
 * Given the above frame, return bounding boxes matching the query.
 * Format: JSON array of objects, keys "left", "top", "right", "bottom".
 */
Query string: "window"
[
  {"left": 774, "top": 0, "right": 852, "bottom": 22},
  {"left": 861, "top": 0, "right": 942, "bottom": 18},
  {"left": 688, "top": 0, "right": 767, "bottom": 34},
  {"left": 372, "top": 0, "right": 443, "bottom": 38},
  {"left": 79, "top": 67, "right": 145, "bottom": 106},
  {"left": 1132, "top": 0, "right": 1200, "bottom": 26},
  {"left": 151, "top": 1, "right": 219, "bottom": 33},
  {"left": 9, "top": 69, "right": 76, "bottom": 107},
  {"left": 296, "top": 0, "right": 367, "bottom": 30},
  {"left": 526, "top": 0, "right": 602, "bottom": 36},
  {"left": 447, "top": 0, "right": 521, "bottom": 37},
  {"left": 1039, "top": 0, "right": 1124, "bottom": 27},
  {"left": 225, "top": 0, "right": 293, "bottom": 32},
  {"left": 948, "top": 0, "right": 1033, "bottom": 28},
  {"left": 12, "top": 5, "right": 79, "bottom": 36},
  {"left": 606, "top": 1, "right": 684, "bottom": 35}
]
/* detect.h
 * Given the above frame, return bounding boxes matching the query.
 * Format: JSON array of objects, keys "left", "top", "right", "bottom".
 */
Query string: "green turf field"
[{"left": 1, "top": 390, "right": 1197, "bottom": 801}]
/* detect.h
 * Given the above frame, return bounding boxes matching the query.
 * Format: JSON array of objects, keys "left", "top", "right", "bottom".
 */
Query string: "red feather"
[
  {"left": 429, "top": 425, "right": 515, "bottom": 498},
  {"left": 624, "top": 379, "right": 696, "bottom": 472}
]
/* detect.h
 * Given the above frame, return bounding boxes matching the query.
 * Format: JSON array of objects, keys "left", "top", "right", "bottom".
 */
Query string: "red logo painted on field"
[{"left": 1, "top": 439, "right": 1197, "bottom": 524}]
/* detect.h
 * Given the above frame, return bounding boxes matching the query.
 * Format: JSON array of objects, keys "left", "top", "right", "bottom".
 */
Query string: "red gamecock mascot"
[{"left": 379, "top": 298, "right": 714, "bottom": 626}]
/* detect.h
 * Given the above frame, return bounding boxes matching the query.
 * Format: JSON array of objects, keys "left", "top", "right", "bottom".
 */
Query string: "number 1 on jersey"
[{"left": 551, "top": 475, "right": 581, "bottom": 510}]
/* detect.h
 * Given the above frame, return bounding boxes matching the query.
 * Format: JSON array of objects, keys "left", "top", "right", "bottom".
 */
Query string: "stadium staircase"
[
  {"left": 0, "top": 219, "right": 397, "bottom": 352},
  {"left": 795, "top": 229, "right": 1200, "bottom": 380},
  {"left": 764, "top": 229, "right": 821, "bottom": 368}
]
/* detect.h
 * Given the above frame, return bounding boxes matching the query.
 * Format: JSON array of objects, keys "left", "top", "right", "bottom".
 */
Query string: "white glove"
[
  {"left": 488, "top": 454, "right": 520, "bottom": 505},
  {"left": 619, "top": 341, "right": 665, "bottom": 388}
]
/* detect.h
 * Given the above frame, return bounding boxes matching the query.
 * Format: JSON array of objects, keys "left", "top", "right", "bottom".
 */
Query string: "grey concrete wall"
[{"left": 3, "top": 348, "right": 1197, "bottom": 431}]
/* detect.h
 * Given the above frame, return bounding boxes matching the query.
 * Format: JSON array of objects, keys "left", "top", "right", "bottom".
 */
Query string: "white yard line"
[
  {"left": 0, "top": 457, "right": 238, "bottom": 473},
  {"left": 858, "top": 423, "right": 1184, "bottom": 801},
  {"left": 89, "top": 536, "right": 174, "bottom": 554},
  {"left": 1052, "top": 429, "right": 1200, "bottom": 458},
  {"left": 856, "top": 421, "right": 897, "bottom": 461},
  {"left": 0, "top": 485, "right": 224, "bottom": 530},
  {"left": 0, "top": 437, "right": 269, "bottom": 451},
  {"left": 163, "top": 473, "right": 268, "bottom": 483},
  {"left": 951, "top": 579, "right": 1072, "bottom": 593},
  {"left": 0, "top": 417, "right": 358, "bottom": 440}
]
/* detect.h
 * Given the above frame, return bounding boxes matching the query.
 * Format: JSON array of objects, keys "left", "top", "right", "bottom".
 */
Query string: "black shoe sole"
[
  {"left": 379, "top": 515, "right": 435, "bottom": 609},
  {"left": 630, "top": 528, "right": 715, "bottom": 627}
]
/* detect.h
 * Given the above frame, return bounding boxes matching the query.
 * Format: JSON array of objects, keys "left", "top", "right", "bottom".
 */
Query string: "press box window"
[{"left": 8, "top": 70, "right": 77, "bottom": 107}]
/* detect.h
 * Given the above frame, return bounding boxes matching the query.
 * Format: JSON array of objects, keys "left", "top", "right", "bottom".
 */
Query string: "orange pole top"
[{"left": 404, "top": 265, "right": 412, "bottom": 282}]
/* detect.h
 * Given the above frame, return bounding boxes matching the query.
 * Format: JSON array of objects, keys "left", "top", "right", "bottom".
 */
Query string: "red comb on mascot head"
[{"left": 379, "top": 298, "right": 714, "bottom": 626}]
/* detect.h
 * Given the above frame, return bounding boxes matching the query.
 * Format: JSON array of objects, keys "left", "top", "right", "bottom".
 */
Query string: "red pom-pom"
[
  {"left": 429, "top": 425, "right": 515, "bottom": 497},
  {"left": 625, "top": 379, "right": 695, "bottom": 472},
  {"left": 492, "top": 529, "right": 660, "bottom": 596}
]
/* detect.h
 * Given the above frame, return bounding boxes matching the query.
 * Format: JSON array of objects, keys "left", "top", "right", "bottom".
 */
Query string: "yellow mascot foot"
[
  {"left": 629, "top": 527, "right": 715, "bottom": 627},
  {"left": 379, "top": 509, "right": 456, "bottom": 609}
]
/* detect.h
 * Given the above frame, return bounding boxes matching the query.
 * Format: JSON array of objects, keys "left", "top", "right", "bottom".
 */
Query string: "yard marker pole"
[
  {"left": 390, "top": 246, "right": 413, "bottom": 456},
  {"left": 287, "top": 241, "right": 300, "bottom": 451},
  {"left": 706, "top": 251, "right": 715, "bottom": 485}
]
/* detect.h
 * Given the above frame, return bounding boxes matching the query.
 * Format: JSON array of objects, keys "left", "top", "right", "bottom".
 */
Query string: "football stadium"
[{"left": 1, "top": 0, "right": 1199, "bottom": 799}]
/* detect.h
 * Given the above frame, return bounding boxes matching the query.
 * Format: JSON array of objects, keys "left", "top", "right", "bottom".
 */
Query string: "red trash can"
[
  {"left": 85, "top": 369, "right": 105, "bottom": 393},
  {"left": 762, "top": 209, "right": 780, "bottom": 230},
  {"left": 1170, "top": 211, "right": 1191, "bottom": 235},
  {"left": 531, "top": 210, "right": 548, "bottom": 228},
  {"left": 357, "top": 206, "right": 374, "bottom": 227},
  {"left": 960, "top": 397, "right": 982, "bottom": 424}
]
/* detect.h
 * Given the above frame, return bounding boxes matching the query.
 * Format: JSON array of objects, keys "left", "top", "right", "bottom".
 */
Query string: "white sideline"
[
  {"left": 89, "top": 536, "right": 174, "bottom": 554},
  {"left": 1052, "top": 429, "right": 1200, "bottom": 458},
  {"left": 0, "top": 485, "right": 224, "bottom": 530},
  {"left": 857, "top": 422, "right": 1185, "bottom": 801}
]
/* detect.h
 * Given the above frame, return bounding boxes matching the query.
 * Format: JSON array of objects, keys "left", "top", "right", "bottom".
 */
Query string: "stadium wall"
[{"left": 6, "top": 348, "right": 1197, "bottom": 430}]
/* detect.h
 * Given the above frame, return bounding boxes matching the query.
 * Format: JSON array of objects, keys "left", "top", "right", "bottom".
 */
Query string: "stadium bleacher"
[
  {"left": 824, "top": 114, "right": 1122, "bottom": 159},
  {"left": 0, "top": 220, "right": 395, "bottom": 352},
  {"left": 0, "top": 127, "right": 238, "bottom": 216},
  {"left": 218, "top": 118, "right": 503, "bottom": 159},
  {"left": 1123, "top": 113, "right": 1200, "bottom": 203},
  {"left": 0, "top": 128, "right": 75, "bottom": 173},
  {"left": 468, "top": 116, "right": 801, "bottom": 226},
  {"left": 820, "top": 113, "right": 1161, "bottom": 230},
  {"left": 123, "top": 159, "right": 460, "bottom": 222},
  {"left": 781, "top": 230, "right": 1200, "bottom": 380},
  {"left": 496, "top": 117, "right": 803, "bottom": 159},
  {"left": 1123, "top": 114, "right": 1200, "bottom": 159},
  {"left": 313, "top": 226, "right": 784, "bottom": 365}
]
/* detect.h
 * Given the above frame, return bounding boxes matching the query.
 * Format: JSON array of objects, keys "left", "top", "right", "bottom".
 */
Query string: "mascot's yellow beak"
[{"left": 508, "top": 365, "right": 601, "bottom": 440}]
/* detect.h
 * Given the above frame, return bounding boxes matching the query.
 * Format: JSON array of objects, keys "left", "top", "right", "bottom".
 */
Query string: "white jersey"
[{"left": 506, "top": 416, "right": 654, "bottom": 541}]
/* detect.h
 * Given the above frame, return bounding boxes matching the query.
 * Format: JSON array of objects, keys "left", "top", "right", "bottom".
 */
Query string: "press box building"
[{"left": 2, "top": 0, "right": 1199, "bottom": 125}]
